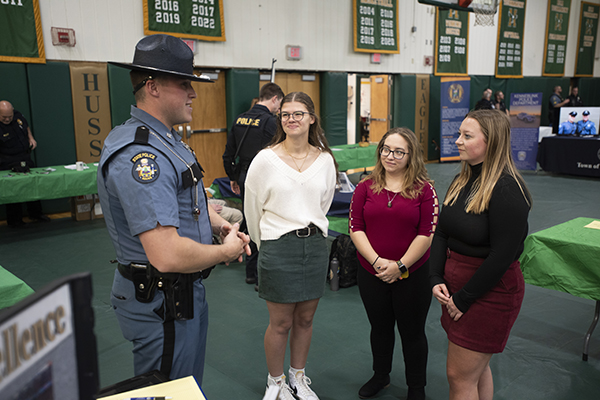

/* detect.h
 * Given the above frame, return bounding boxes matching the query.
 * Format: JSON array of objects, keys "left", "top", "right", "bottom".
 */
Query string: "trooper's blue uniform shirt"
[
  {"left": 577, "top": 120, "right": 597, "bottom": 136},
  {"left": 558, "top": 120, "right": 577, "bottom": 135},
  {"left": 97, "top": 106, "right": 211, "bottom": 382}
]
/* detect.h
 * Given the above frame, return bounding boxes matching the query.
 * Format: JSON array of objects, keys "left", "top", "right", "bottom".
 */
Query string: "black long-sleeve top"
[{"left": 429, "top": 163, "right": 531, "bottom": 313}]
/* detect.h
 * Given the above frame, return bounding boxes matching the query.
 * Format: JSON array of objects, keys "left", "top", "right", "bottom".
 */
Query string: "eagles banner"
[
  {"left": 440, "top": 77, "right": 470, "bottom": 163},
  {"left": 496, "top": 0, "right": 527, "bottom": 78},
  {"left": 0, "top": 0, "right": 45, "bottom": 63},
  {"left": 543, "top": 0, "right": 571, "bottom": 76},
  {"left": 575, "top": 2, "right": 599, "bottom": 77},
  {"left": 435, "top": 8, "right": 469, "bottom": 76}
]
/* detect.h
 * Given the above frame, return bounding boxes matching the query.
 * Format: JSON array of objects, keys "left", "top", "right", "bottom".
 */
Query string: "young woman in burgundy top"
[
  {"left": 430, "top": 110, "right": 531, "bottom": 400},
  {"left": 349, "top": 128, "right": 438, "bottom": 400}
]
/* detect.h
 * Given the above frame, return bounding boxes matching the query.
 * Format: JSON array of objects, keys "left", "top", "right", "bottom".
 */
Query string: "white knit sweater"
[{"left": 244, "top": 148, "right": 337, "bottom": 249}]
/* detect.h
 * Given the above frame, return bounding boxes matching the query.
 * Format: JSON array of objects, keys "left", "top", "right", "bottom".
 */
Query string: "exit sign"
[{"left": 286, "top": 45, "right": 302, "bottom": 61}]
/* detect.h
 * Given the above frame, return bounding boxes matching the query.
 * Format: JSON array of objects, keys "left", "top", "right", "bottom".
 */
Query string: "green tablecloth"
[
  {"left": 0, "top": 265, "right": 34, "bottom": 309},
  {"left": 0, "top": 164, "right": 98, "bottom": 205},
  {"left": 331, "top": 143, "right": 377, "bottom": 171},
  {"left": 520, "top": 217, "right": 600, "bottom": 301}
]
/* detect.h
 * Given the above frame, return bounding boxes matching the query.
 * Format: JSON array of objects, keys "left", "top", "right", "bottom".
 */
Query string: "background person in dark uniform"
[
  {"left": 223, "top": 83, "right": 284, "bottom": 287},
  {"left": 567, "top": 86, "right": 583, "bottom": 107},
  {"left": 474, "top": 89, "right": 495, "bottom": 110},
  {"left": 548, "top": 86, "right": 570, "bottom": 133},
  {"left": 98, "top": 34, "right": 250, "bottom": 383},
  {"left": 493, "top": 91, "right": 509, "bottom": 116},
  {"left": 0, "top": 100, "right": 50, "bottom": 227}
]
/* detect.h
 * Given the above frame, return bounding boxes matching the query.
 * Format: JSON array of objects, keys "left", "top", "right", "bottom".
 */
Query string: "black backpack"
[{"left": 329, "top": 234, "right": 360, "bottom": 288}]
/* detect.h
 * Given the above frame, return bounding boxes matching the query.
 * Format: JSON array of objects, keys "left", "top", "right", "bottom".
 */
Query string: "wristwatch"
[{"left": 396, "top": 260, "right": 409, "bottom": 279}]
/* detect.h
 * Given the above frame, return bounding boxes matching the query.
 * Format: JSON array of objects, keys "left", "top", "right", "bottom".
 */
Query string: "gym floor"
[{"left": 1, "top": 162, "right": 599, "bottom": 399}]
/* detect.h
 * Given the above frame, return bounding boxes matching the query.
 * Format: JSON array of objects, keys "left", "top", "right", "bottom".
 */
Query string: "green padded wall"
[
  {"left": 392, "top": 74, "right": 416, "bottom": 130},
  {"left": 226, "top": 69, "right": 259, "bottom": 132},
  {"left": 26, "top": 61, "right": 76, "bottom": 167},
  {"left": 108, "top": 63, "right": 136, "bottom": 127},
  {"left": 428, "top": 75, "right": 441, "bottom": 161},
  {"left": 0, "top": 63, "right": 31, "bottom": 121},
  {"left": 576, "top": 78, "right": 600, "bottom": 107},
  {"left": 320, "top": 72, "right": 348, "bottom": 146}
]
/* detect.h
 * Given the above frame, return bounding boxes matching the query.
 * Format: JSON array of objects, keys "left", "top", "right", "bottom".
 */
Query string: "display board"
[
  {"left": 575, "top": 1, "right": 599, "bottom": 77},
  {"left": 509, "top": 92, "right": 542, "bottom": 170},
  {"left": 440, "top": 76, "right": 470, "bottom": 162},
  {"left": 353, "top": 0, "right": 399, "bottom": 54},
  {"left": 495, "top": 0, "right": 527, "bottom": 78},
  {"left": 0, "top": 0, "right": 45, "bottom": 63},
  {"left": 143, "top": 0, "right": 226, "bottom": 42},
  {"left": 542, "top": 0, "right": 571, "bottom": 76},
  {"left": 435, "top": 8, "right": 469, "bottom": 76}
]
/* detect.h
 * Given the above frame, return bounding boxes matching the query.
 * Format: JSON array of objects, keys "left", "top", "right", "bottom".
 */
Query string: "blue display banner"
[
  {"left": 440, "top": 77, "right": 470, "bottom": 162},
  {"left": 509, "top": 92, "right": 542, "bottom": 170}
]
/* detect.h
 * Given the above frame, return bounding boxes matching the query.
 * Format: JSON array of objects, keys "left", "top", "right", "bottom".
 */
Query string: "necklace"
[
  {"left": 283, "top": 143, "right": 310, "bottom": 172},
  {"left": 386, "top": 189, "right": 400, "bottom": 208}
]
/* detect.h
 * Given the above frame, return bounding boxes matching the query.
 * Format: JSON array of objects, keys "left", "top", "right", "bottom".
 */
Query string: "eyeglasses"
[
  {"left": 280, "top": 111, "right": 310, "bottom": 122},
  {"left": 380, "top": 146, "right": 408, "bottom": 160}
]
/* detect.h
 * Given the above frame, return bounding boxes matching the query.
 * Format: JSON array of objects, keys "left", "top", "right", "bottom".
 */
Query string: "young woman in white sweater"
[{"left": 244, "top": 92, "right": 337, "bottom": 400}]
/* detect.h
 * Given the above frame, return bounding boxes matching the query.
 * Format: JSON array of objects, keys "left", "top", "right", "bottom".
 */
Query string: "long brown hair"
[
  {"left": 444, "top": 110, "right": 531, "bottom": 213},
  {"left": 363, "top": 127, "right": 433, "bottom": 199},
  {"left": 270, "top": 91, "right": 338, "bottom": 171}
]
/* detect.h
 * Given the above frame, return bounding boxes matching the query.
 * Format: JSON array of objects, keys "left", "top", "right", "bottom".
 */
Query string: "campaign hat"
[
  {"left": 583, "top": 110, "right": 590, "bottom": 116},
  {"left": 569, "top": 111, "right": 577, "bottom": 117},
  {"left": 109, "top": 34, "right": 212, "bottom": 83}
]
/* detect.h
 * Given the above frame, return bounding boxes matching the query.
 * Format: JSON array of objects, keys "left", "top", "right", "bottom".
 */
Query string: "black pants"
[
  {"left": 238, "top": 169, "right": 258, "bottom": 280},
  {"left": 6, "top": 201, "right": 43, "bottom": 226},
  {"left": 358, "top": 261, "right": 431, "bottom": 388}
]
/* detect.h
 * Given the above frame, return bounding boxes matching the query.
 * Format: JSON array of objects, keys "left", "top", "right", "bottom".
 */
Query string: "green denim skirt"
[{"left": 258, "top": 232, "right": 328, "bottom": 303}]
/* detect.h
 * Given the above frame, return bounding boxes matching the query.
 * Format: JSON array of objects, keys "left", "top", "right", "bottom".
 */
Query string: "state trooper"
[
  {"left": 577, "top": 110, "right": 597, "bottom": 136},
  {"left": 98, "top": 34, "right": 250, "bottom": 383},
  {"left": 558, "top": 111, "right": 577, "bottom": 135}
]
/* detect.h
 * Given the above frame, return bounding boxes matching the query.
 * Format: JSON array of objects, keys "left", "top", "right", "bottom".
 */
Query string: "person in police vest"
[
  {"left": 98, "top": 34, "right": 250, "bottom": 383},
  {"left": 577, "top": 110, "right": 597, "bottom": 136},
  {"left": 222, "top": 82, "right": 284, "bottom": 288},
  {"left": 0, "top": 100, "right": 50, "bottom": 227},
  {"left": 558, "top": 111, "right": 577, "bottom": 135}
]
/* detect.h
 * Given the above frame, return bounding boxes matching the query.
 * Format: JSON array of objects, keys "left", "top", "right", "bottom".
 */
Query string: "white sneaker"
[
  {"left": 289, "top": 370, "right": 320, "bottom": 400},
  {"left": 266, "top": 374, "right": 296, "bottom": 400}
]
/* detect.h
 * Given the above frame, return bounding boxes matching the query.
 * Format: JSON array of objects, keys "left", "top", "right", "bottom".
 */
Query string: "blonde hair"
[
  {"left": 444, "top": 110, "right": 531, "bottom": 213},
  {"left": 363, "top": 127, "right": 433, "bottom": 199}
]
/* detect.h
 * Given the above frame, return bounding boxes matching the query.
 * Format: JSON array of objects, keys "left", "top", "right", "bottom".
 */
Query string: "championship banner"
[
  {"left": 353, "top": 0, "right": 399, "bottom": 54},
  {"left": 542, "top": 0, "right": 571, "bottom": 76},
  {"left": 435, "top": 8, "right": 469, "bottom": 76},
  {"left": 69, "top": 62, "right": 113, "bottom": 163},
  {"left": 144, "top": 0, "right": 226, "bottom": 42},
  {"left": 440, "top": 76, "right": 470, "bottom": 163},
  {"left": 0, "top": 0, "right": 45, "bottom": 63},
  {"left": 415, "top": 75, "right": 430, "bottom": 159},
  {"left": 509, "top": 93, "right": 542, "bottom": 170},
  {"left": 575, "top": 1, "right": 599, "bottom": 77},
  {"left": 495, "top": 0, "right": 526, "bottom": 78}
]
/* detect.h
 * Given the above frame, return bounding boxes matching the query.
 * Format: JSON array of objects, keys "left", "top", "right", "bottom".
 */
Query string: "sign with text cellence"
[
  {"left": 440, "top": 77, "right": 470, "bottom": 163},
  {"left": 0, "top": 0, "right": 45, "bottom": 63},
  {"left": 435, "top": 8, "right": 469, "bottom": 76},
  {"left": 543, "top": 0, "right": 571, "bottom": 76},
  {"left": 353, "top": 0, "right": 399, "bottom": 54},
  {"left": 496, "top": 0, "right": 527, "bottom": 78},
  {"left": 575, "top": 1, "right": 599, "bottom": 77},
  {"left": 144, "top": 0, "right": 226, "bottom": 41}
]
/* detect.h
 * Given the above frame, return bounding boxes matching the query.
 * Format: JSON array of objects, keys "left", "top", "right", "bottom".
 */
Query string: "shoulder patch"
[{"left": 131, "top": 152, "right": 160, "bottom": 183}]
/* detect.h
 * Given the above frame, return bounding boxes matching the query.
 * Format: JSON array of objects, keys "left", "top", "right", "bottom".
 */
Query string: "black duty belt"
[
  {"left": 117, "top": 263, "right": 202, "bottom": 283},
  {"left": 289, "top": 224, "right": 321, "bottom": 238}
]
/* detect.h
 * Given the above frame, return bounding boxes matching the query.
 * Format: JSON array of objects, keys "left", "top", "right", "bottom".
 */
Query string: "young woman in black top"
[{"left": 430, "top": 109, "right": 531, "bottom": 400}]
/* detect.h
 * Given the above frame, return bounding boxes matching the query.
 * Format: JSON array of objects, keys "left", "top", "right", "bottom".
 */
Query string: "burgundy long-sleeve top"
[{"left": 349, "top": 179, "right": 438, "bottom": 275}]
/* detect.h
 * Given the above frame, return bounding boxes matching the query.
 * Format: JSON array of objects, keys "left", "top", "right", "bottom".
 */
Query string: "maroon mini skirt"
[{"left": 441, "top": 250, "right": 525, "bottom": 354}]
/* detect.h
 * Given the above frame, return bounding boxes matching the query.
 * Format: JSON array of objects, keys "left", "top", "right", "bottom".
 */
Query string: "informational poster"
[
  {"left": 435, "top": 8, "right": 469, "bottom": 76},
  {"left": 353, "top": 0, "right": 399, "bottom": 54},
  {"left": 509, "top": 93, "right": 542, "bottom": 170},
  {"left": 144, "top": 0, "right": 226, "bottom": 42},
  {"left": 0, "top": 0, "right": 45, "bottom": 63},
  {"left": 496, "top": 0, "right": 527, "bottom": 78},
  {"left": 575, "top": 1, "right": 599, "bottom": 77},
  {"left": 543, "top": 0, "right": 571, "bottom": 76},
  {"left": 440, "top": 77, "right": 470, "bottom": 162}
]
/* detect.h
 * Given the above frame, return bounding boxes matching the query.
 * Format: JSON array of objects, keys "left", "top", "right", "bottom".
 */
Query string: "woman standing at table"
[
  {"left": 244, "top": 92, "right": 337, "bottom": 400},
  {"left": 349, "top": 127, "right": 438, "bottom": 400},
  {"left": 430, "top": 109, "right": 531, "bottom": 400}
]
